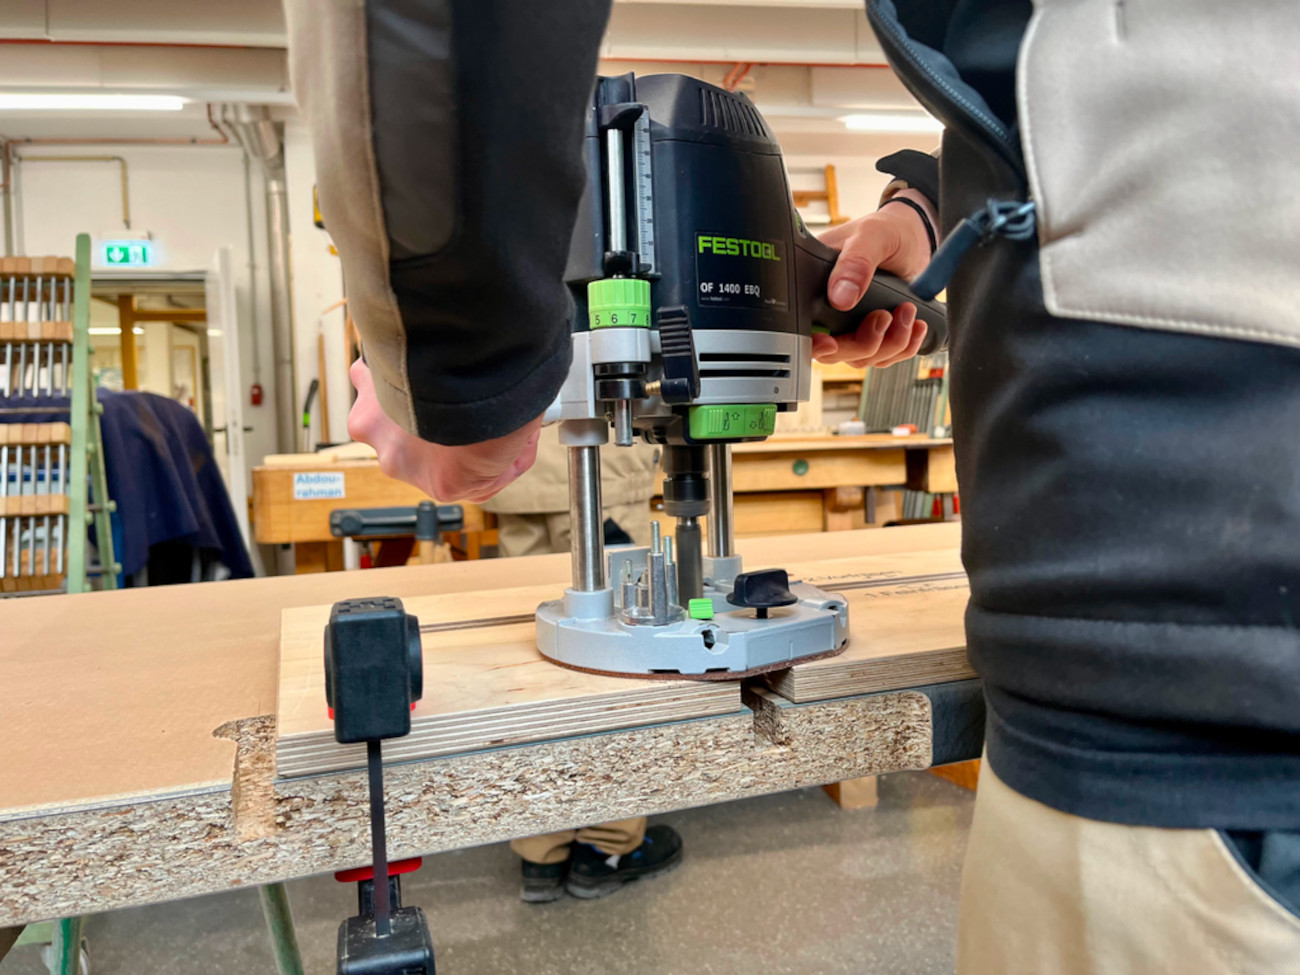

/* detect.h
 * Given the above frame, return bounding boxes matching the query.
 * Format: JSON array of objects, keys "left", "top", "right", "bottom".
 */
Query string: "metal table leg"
[{"left": 258, "top": 883, "right": 305, "bottom": 975}]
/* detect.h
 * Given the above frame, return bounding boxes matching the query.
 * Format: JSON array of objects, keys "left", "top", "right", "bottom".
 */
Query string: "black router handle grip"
[{"left": 811, "top": 270, "right": 948, "bottom": 356}]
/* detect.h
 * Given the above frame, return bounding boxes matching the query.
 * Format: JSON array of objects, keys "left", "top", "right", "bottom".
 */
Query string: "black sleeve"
[
  {"left": 287, "top": 0, "right": 612, "bottom": 444},
  {"left": 875, "top": 149, "right": 941, "bottom": 208}
]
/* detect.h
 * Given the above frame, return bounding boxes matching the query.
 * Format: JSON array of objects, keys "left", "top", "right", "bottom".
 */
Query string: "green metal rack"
[{"left": 65, "top": 233, "right": 119, "bottom": 593}]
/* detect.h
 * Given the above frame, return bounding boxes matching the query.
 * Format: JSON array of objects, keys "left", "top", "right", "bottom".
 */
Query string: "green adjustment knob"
[
  {"left": 688, "top": 598, "right": 714, "bottom": 620},
  {"left": 588, "top": 278, "right": 651, "bottom": 329},
  {"left": 688, "top": 403, "right": 778, "bottom": 440}
]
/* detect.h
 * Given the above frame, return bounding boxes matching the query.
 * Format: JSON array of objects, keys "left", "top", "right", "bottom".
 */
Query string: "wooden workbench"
[
  {"left": 0, "top": 523, "right": 976, "bottom": 928},
  {"left": 708, "top": 434, "right": 956, "bottom": 534},
  {"left": 251, "top": 435, "right": 957, "bottom": 565},
  {"left": 251, "top": 452, "right": 494, "bottom": 570}
]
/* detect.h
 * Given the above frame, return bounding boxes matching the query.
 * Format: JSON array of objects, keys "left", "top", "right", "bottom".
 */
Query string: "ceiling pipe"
[
  {"left": 15, "top": 154, "right": 131, "bottom": 229},
  {"left": 0, "top": 38, "right": 264, "bottom": 50},
  {"left": 722, "top": 62, "right": 754, "bottom": 90},
  {"left": 5, "top": 104, "right": 230, "bottom": 148},
  {"left": 221, "top": 103, "right": 297, "bottom": 453}
]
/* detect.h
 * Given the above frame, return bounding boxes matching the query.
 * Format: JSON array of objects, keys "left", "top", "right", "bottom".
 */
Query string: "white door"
[{"left": 205, "top": 246, "right": 252, "bottom": 552}]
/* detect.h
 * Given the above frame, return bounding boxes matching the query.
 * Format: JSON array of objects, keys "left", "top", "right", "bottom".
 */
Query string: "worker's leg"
[
  {"left": 510, "top": 830, "right": 578, "bottom": 865},
  {"left": 567, "top": 818, "right": 682, "bottom": 900},
  {"left": 510, "top": 829, "right": 580, "bottom": 904},
  {"left": 958, "top": 758, "right": 1300, "bottom": 975},
  {"left": 545, "top": 501, "right": 653, "bottom": 555},
  {"left": 495, "top": 513, "right": 552, "bottom": 559},
  {"left": 509, "top": 818, "right": 645, "bottom": 865},
  {"left": 574, "top": 817, "right": 647, "bottom": 856}
]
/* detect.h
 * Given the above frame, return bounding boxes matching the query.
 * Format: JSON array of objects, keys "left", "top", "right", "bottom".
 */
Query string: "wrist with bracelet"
[{"left": 879, "top": 195, "right": 938, "bottom": 256}]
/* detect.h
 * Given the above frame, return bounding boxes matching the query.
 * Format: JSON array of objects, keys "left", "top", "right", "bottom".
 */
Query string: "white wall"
[{"left": 14, "top": 143, "right": 280, "bottom": 490}]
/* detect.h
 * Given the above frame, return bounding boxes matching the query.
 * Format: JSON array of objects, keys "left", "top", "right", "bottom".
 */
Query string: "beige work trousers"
[
  {"left": 501, "top": 501, "right": 653, "bottom": 864},
  {"left": 959, "top": 758, "right": 1300, "bottom": 975},
  {"left": 511, "top": 817, "right": 648, "bottom": 865},
  {"left": 495, "top": 501, "right": 653, "bottom": 559}
]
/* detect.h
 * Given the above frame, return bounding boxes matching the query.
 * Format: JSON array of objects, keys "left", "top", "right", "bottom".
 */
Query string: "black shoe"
[
  {"left": 520, "top": 855, "right": 570, "bottom": 903},
  {"left": 565, "top": 825, "right": 683, "bottom": 900}
]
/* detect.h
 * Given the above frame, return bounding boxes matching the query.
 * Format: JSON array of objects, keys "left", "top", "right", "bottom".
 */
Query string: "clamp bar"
[{"left": 366, "top": 739, "right": 391, "bottom": 938}]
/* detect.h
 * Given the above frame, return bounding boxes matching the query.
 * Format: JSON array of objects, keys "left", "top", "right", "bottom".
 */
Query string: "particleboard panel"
[
  {"left": 251, "top": 459, "right": 488, "bottom": 544},
  {"left": 277, "top": 540, "right": 970, "bottom": 777},
  {"left": 762, "top": 547, "right": 974, "bottom": 703},
  {"left": 0, "top": 553, "right": 589, "bottom": 814},
  {"left": 0, "top": 526, "right": 962, "bottom": 927},
  {"left": 1, "top": 690, "right": 933, "bottom": 929},
  {"left": 0, "top": 523, "right": 959, "bottom": 816}
]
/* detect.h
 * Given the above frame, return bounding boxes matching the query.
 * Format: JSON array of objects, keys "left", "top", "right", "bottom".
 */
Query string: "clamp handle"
[
  {"left": 324, "top": 597, "right": 436, "bottom": 974},
  {"left": 323, "top": 597, "right": 423, "bottom": 744},
  {"left": 329, "top": 502, "right": 465, "bottom": 542}
]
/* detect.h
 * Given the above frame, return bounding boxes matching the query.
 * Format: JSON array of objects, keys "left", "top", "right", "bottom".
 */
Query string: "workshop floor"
[{"left": 2, "top": 772, "right": 974, "bottom": 975}]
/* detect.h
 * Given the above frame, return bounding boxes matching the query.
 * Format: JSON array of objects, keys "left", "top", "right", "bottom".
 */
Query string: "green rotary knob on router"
[{"left": 588, "top": 278, "right": 651, "bottom": 329}]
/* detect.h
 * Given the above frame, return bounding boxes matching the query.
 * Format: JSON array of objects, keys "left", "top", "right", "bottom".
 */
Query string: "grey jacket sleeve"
[{"left": 285, "top": 0, "right": 612, "bottom": 444}]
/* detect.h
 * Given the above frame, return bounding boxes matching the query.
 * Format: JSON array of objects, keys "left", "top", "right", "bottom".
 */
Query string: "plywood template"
[
  {"left": 765, "top": 548, "right": 972, "bottom": 702},
  {"left": 276, "top": 543, "right": 972, "bottom": 777},
  {"left": 276, "top": 585, "right": 743, "bottom": 777}
]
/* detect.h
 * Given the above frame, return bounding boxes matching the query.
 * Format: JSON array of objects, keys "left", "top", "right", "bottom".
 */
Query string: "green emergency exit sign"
[{"left": 104, "top": 240, "right": 153, "bottom": 267}]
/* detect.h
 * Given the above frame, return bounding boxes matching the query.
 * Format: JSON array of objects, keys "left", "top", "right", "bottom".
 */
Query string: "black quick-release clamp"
[{"left": 324, "top": 596, "right": 436, "bottom": 975}]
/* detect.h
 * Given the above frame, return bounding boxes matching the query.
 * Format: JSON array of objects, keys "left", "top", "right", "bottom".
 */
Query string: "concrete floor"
[{"left": 2, "top": 772, "right": 974, "bottom": 975}]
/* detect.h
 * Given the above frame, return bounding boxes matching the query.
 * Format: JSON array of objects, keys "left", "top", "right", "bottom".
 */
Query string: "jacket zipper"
[
  {"left": 865, "top": 1, "right": 1036, "bottom": 296},
  {"left": 912, "top": 199, "right": 1037, "bottom": 300}
]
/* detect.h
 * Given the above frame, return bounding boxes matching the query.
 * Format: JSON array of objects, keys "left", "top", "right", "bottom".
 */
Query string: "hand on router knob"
[
  {"left": 813, "top": 189, "right": 934, "bottom": 369},
  {"left": 347, "top": 358, "right": 542, "bottom": 503}
]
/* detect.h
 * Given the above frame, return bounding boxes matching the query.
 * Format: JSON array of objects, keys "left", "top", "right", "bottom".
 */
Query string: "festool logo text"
[{"left": 697, "top": 236, "right": 781, "bottom": 261}]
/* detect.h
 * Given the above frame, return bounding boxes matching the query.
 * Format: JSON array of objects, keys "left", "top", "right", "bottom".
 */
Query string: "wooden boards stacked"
[
  {"left": 276, "top": 542, "right": 973, "bottom": 777},
  {"left": 768, "top": 548, "right": 973, "bottom": 702},
  {"left": 275, "top": 584, "right": 743, "bottom": 777}
]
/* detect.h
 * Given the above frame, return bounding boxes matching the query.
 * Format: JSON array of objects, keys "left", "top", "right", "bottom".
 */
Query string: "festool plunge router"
[{"left": 537, "top": 73, "right": 947, "bottom": 679}]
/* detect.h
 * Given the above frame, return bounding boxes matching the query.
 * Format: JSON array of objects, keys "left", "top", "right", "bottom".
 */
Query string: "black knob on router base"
[{"left": 727, "top": 569, "right": 798, "bottom": 619}]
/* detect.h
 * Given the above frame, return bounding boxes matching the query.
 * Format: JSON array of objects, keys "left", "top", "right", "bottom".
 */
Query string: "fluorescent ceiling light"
[
  {"left": 0, "top": 93, "right": 186, "bottom": 111},
  {"left": 89, "top": 326, "right": 145, "bottom": 335},
  {"left": 839, "top": 113, "right": 942, "bottom": 134}
]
